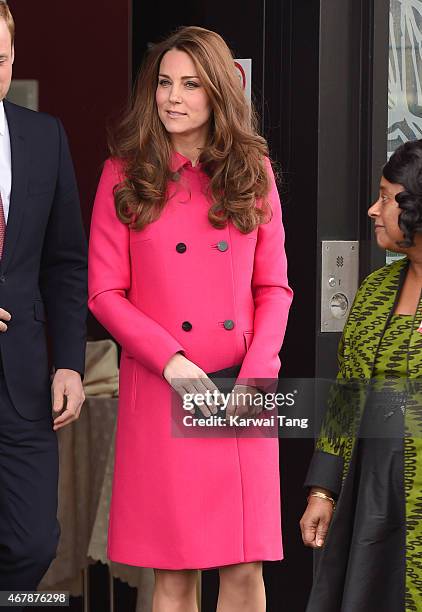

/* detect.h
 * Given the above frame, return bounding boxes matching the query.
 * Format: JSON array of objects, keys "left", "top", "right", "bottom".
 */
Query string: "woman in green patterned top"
[{"left": 300, "top": 139, "right": 422, "bottom": 612}]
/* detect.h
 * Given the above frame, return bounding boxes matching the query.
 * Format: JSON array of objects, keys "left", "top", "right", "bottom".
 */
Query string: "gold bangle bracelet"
[{"left": 307, "top": 491, "right": 336, "bottom": 509}]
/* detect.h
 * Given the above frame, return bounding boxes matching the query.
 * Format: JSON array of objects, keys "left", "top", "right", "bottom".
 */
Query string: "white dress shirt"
[{"left": 0, "top": 100, "right": 12, "bottom": 222}]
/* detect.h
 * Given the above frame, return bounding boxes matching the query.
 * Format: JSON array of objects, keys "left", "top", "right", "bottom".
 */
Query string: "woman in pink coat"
[{"left": 88, "top": 26, "right": 293, "bottom": 612}]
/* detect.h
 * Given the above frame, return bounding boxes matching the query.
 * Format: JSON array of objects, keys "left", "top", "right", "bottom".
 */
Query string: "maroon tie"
[{"left": 0, "top": 193, "right": 5, "bottom": 258}]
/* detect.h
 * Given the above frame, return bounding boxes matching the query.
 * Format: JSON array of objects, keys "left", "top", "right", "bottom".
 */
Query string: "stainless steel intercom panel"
[
  {"left": 321, "top": 241, "right": 359, "bottom": 332},
  {"left": 8, "top": 80, "right": 39, "bottom": 111}
]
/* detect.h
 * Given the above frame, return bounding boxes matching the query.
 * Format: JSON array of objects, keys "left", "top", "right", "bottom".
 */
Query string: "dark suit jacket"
[{"left": 0, "top": 100, "right": 87, "bottom": 420}]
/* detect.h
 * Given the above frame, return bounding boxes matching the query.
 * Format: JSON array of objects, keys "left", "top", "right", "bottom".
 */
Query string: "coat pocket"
[
  {"left": 33, "top": 300, "right": 46, "bottom": 322},
  {"left": 119, "top": 354, "right": 139, "bottom": 412},
  {"left": 131, "top": 362, "right": 138, "bottom": 410},
  {"left": 243, "top": 331, "right": 254, "bottom": 351},
  {"left": 124, "top": 355, "right": 138, "bottom": 411}
]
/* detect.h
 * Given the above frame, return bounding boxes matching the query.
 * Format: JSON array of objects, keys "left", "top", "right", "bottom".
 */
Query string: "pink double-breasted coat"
[{"left": 88, "top": 152, "right": 293, "bottom": 569}]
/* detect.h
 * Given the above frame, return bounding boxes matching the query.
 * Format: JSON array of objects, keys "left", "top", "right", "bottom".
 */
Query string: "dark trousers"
[{"left": 0, "top": 370, "right": 59, "bottom": 604}]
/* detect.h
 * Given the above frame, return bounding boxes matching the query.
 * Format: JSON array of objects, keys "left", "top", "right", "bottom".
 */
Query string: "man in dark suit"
[{"left": 0, "top": 2, "right": 87, "bottom": 595}]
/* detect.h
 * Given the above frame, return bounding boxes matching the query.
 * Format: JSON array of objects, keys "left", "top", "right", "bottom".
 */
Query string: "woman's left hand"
[
  {"left": 300, "top": 490, "right": 334, "bottom": 548},
  {"left": 225, "top": 384, "right": 263, "bottom": 418}
]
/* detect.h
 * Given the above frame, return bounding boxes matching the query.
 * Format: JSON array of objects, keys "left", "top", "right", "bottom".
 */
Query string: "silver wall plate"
[
  {"left": 321, "top": 240, "right": 359, "bottom": 332},
  {"left": 7, "top": 80, "right": 39, "bottom": 111}
]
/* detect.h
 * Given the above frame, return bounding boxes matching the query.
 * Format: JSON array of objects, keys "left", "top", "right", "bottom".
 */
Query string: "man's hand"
[
  {"left": 300, "top": 487, "right": 334, "bottom": 548},
  {"left": 52, "top": 368, "right": 85, "bottom": 431},
  {"left": 0, "top": 308, "right": 11, "bottom": 332}
]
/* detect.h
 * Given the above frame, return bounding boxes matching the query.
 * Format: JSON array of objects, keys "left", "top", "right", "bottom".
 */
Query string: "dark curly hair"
[{"left": 383, "top": 139, "right": 422, "bottom": 247}]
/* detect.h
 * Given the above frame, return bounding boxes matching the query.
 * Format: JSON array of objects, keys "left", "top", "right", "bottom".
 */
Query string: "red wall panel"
[{"left": 8, "top": 0, "right": 132, "bottom": 230}]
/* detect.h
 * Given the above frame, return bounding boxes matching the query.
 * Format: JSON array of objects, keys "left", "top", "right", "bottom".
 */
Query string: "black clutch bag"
[
  {"left": 192, "top": 364, "right": 241, "bottom": 417},
  {"left": 206, "top": 364, "right": 241, "bottom": 392}
]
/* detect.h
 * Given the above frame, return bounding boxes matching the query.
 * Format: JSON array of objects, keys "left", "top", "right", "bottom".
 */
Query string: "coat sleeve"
[
  {"left": 39, "top": 118, "right": 88, "bottom": 376},
  {"left": 88, "top": 159, "right": 185, "bottom": 377},
  {"left": 304, "top": 275, "right": 372, "bottom": 496},
  {"left": 237, "top": 159, "right": 293, "bottom": 382}
]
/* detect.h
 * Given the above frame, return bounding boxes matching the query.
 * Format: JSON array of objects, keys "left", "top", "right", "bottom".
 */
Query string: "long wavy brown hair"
[{"left": 109, "top": 26, "right": 273, "bottom": 233}]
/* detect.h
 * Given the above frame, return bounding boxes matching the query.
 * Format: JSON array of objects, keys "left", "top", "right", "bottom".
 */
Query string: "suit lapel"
[{"left": 1, "top": 100, "right": 28, "bottom": 273}]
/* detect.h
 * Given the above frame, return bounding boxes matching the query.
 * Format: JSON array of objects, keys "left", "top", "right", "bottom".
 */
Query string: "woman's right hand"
[
  {"left": 300, "top": 487, "right": 335, "bottom": 548},
  {"left": 163, "top": 353, "right": 221, "bottom": 416}
]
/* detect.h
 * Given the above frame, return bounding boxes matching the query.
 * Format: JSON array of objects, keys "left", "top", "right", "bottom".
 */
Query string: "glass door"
[
  {"left": 389, "top": 0, "right": 422, "bottom": 153},
  {"left": 387, "top": 0, "right": 422, "bottom": 263}
]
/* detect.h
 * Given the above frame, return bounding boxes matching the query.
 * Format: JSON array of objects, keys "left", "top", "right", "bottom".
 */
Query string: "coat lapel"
[{"left": 1, "top": 100, "right": 28, "bottom": 273}]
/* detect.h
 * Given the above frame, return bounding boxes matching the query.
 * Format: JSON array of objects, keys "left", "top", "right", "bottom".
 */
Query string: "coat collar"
[{"left": 169, "top": 150, "right": 202, "bottom": 173}]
